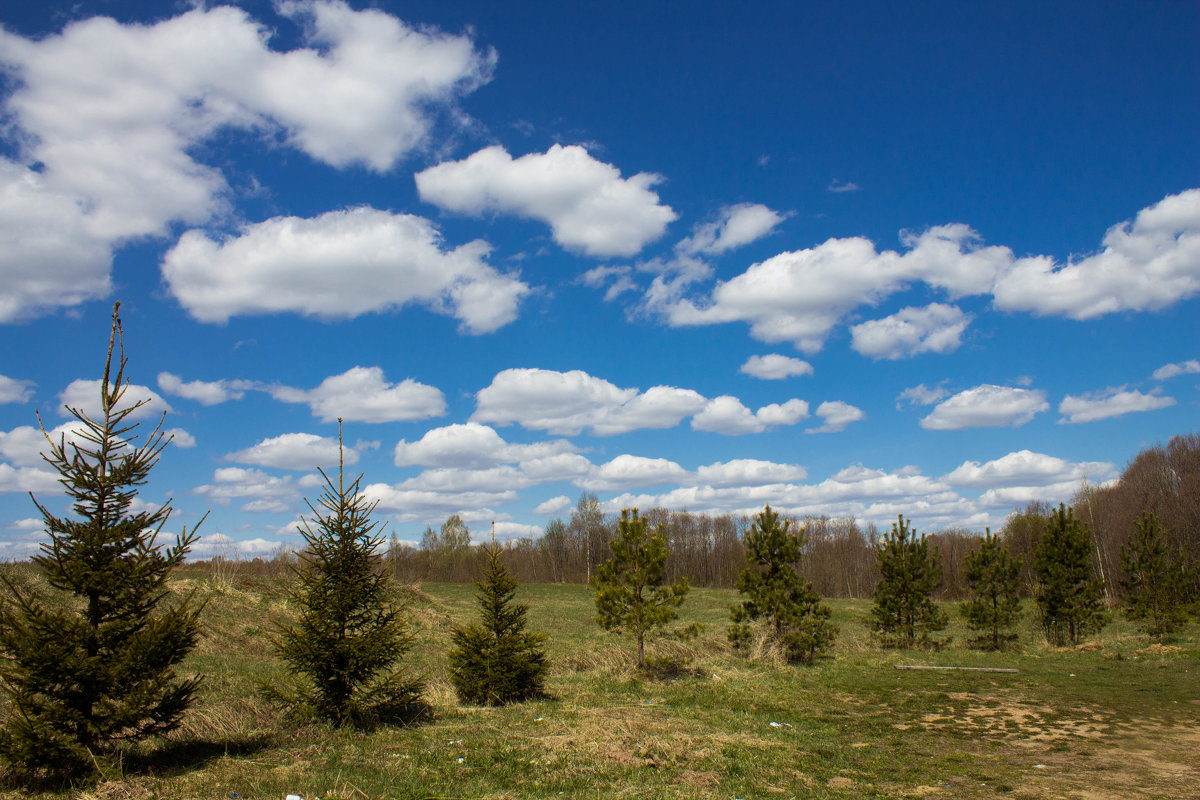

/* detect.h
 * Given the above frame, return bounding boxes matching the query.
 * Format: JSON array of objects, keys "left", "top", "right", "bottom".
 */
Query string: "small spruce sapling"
[
  {"left": 0, "top": 303, "right": 204, "bottom": 784},
  {"left": 593, "top": 509, "right": 689, "bottom": 669},
  {"left": 960, "top": 528, "right": 1023, "bottom": 650},
  {"left": 1032, "top": 504, "right": 1108, "bottom": 646},
  {"left": 448, "top": 528, "right": 549, "bottom": 705},
  {"left": 870, "top": 515, "right": 948, "bottom": 649},
  {"left": 261, "top": 422, "right": 425, "bottom": 727},
  {"left": 729, "top": 505, "right": 837, "bottom": 664}
]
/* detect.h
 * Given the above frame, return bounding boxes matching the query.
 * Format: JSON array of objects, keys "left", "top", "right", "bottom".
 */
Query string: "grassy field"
[{"left": 1, "top": 564, "right": 1197, "bottom": 799}]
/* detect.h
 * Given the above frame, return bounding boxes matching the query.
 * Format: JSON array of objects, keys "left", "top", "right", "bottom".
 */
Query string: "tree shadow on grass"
[{"left": 118, "top": 733, "right": 275, "bottom": 779}]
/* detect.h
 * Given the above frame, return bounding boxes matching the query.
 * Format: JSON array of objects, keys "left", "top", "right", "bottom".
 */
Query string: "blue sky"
[{"left": 0, "top": 0, "right": 1197, "bottom": 558}]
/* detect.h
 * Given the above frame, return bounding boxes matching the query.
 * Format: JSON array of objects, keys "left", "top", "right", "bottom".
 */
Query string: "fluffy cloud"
[
  {"left": 0, "top": 162, "right": 113, "bottom": 322},
  {"left": 0, "top": 3, "right": 492, "bottom": 238},
  {"left": 394, "top": 422, "right": 576, "bottom": 469},
  {"left": 157, "top": 372, "right": 255, "bottom": 405},
  {"left": 361, "top": 482, "right": 517, "bottom": 523},
  {"left": 691, "top": 396, "right": 809, "bottom": 435},
  {"left": 472, "top": 369, "right": 707, "bottom": 436},
  {"left": 739, "top": 354, "right": 814, "bottom": 380},
  {"left": 1152, "top": 359, "right": 1200, "bottom": 381},
  {"left": 1, "top": 423, "right": 92, "bottom": 468},
  {"left": 1057, "top": 387, "right": 1176, "bottom": 424},
  {"left": 658, "top": 190, "right": 1200, "bottom": 351},
  {"left": 920, "top": 385, "right": 1048, "bottom": 430},
  {"left": 533, "top": 495, "right": 573, "bottom": 515},
  {"left": 192, "top": 467, "right": 301, "bottom": 513},
  {"left": 896, "top": 383, "right": 950, "bottom": 408},
  {"left": 163, "top": 208, "right": 528, "bottom": 333},
  {"left": 0, "top": 3, "right": 494, "bottom": 321},
  {"left": 678, "top": 203, "right": 786, "bottom": 255},
  {"left": 415, "top": 144, "right": 676, "bottom": 257},
  {"left": 271, "top": 366, "right": 445, "bottom": 424},
  {"left": 806, "top": 401, "right": 865, "bottom": 433},
  {"left": 850, "top": 303, "right": 971, "bottom": 359},
  {"left": 992, "top": 189, "right": 1200, "bottom": 318},
  {"left": 691, "top": 459, "right": 807, "bottom": 487},
  {"left": 227, "top": 432, "right": 361, "bottom": 470},
  {"left": 0, "top": 374, "right": 34, "bottom": 405},
  {"left": 943, "top": 450, "right": 1117, "bottom": 488},
  {"left": 58, "top": 379, "right": 172, "bottom": 421},
  {"left": 578, "top": 455, "right": 689, "bottom": 491},
  {"left": 166, "top": 428, "right": 196, "bottom": 448}
]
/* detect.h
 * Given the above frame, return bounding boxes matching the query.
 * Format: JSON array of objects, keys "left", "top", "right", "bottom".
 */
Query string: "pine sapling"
[
  {"left": 730, "top": 505, "right": 837, "bottom": 664},
  {"left": 960, "top": 529, "right": 1023, "bottom": 650},
  {"left": 593, "top": 509, "right": 689, "bottom": 669}
]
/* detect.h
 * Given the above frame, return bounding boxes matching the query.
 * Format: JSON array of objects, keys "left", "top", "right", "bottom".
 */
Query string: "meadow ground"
[{"left": 0, "top": 564, "right": 1196, "bottom": 799}]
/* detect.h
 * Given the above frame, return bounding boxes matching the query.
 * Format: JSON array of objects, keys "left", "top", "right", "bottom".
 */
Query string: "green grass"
[{"left": 1, "top": 566, "right": 1197, "bottom": 799}]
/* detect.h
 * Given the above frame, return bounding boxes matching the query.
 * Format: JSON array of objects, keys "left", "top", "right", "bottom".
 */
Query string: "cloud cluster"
[
  {"left": 1152, "top": 359, "right": 1200, "bottom": 381},
  {"left": 471, "top": 368, "right": 826, "bottom": 436},
  {"left": 0, "top": 374, "right": 35, "bottom": 405},
  {"left": 58, "top": 380, "right": 173, "bottom": 421},
  {"left": 163, "top": 208, "right": 529, "bottom": 333},
  {"left": 226, "top": 432, "right": 363, "bottom": 470},
  {"left": 660, "top": 190, "right": 1200, "bottom": 352},
  {"left": 920, "top": 385, "right": 1048, "bottom": 431},
  {"left": 677, "top": 203, "right": 787, "bottom": 256},
  {"left": 158, "top": 373, "right": 256, "bottom": 405},
  {"left": 270, "top": 366, "right": 446, "bottom": 424},
  {"left": 850, "top": 303, "right": 972, "bottom": 360},
  {"left": 0, "top": 2, "right": 494, "bottom": 319},
  {"left": 739, "top": 354, "right": 814, "bottom": 380},
  {"left": 1057, "top": 387, "right": 1175, "bottom": 424},
  {"left": 416, "top": 144, "right": 677, "bottom": 257}
]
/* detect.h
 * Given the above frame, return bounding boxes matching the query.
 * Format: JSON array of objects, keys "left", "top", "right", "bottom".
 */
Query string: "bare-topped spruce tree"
[
  {"left": 260, "top": 421, "right": 426, "bottom": 728},
  {"left": 0, "top": 302, "right": 205, "bottom": 785}
]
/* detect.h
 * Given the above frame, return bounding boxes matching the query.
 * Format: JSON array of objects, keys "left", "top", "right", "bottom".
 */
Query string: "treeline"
[{"left": 383, "top": 433, "right": 1200, "bottom": 605}]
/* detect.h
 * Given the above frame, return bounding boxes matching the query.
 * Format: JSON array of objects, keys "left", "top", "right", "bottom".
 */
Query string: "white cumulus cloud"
[
  {"left": 739, "top": 354, "right": 814, "bottom": 380},
  {"left": 656, "top": 190, "right": 1200, "bottom": 351},
  {"left": 162, "top": 208, "right": 528, "bottom": 333},
  {"left": 532, "top": 495, "right": 573, "bottom": 516},
  {"left": 678, "top": 203, "right": 787, "bottom": 255},
  {"left": 578, "top": 454, "right": 688, "bottom": 492},
  {"left": 1057, "top": 387, "right": 1176, "bottom": 424},
  {"left": 850, "top": 303, "right": 971, "bottom": 359},
  {"left": 691, "top": 396, "right": 809, "bottom": 435},
  {"left": 157, "top": 372, "right": 255, "bottom": 405},
  {"left": 806, "top": 401, "right": 865, "bottom": 433},
  {"left": 1152, "top": 359, "right": 1200, "bottom": 381},
  {"left": 472, "top": 368, "right": 707, "bottom": 436},
  {"left": 227, "top": 432, "right": 361, "bottom": 470},
  {"left": 415, "top": 144, "right": 677, "bottom": 257},
  {"left": 271, "top": 366, "right": 446, "bottom": 424},
  {"left": 0, "top": 374, "right": 35, "bottom": 404},
  {"left": 394, "top": 422, "right": 576, "bottom": 469},
  {"left": 943, "top": 450, "right": 1117, "bottom": 488},
  {"left": 921, "top": 385, "right": 1048, "bottom": 430}
]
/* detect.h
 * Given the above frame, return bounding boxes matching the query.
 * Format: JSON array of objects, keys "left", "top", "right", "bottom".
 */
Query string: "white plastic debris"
[
  {"left": 286, "top": 795, "right": 303, "bottom": 800},
  {"left": 769, "top": 721, "right": 793, "bottom": 728}
]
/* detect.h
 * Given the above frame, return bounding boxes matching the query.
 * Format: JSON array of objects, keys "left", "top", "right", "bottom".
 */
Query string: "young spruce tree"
[
  {"left": 870, "top": 515, "right": 947, "bottom": 648},
  {"left": 261, "top": 423, "right": 425, "bottom": 727},
  {"left": 0, "top": 303, "right": 204, "bottom": 784},
  {"left": 448, "top": 531, "right": 549, "bottom": 705},
  {"left": 960, "top": 529, "right": 1023, "bottom": 650},
  {"left": 593, "top": 509, "right": 689, "bottom": 668},
  {"left": 729, "top": 505, "right": 837, "bottom": 664},
  {"left": 1032, "top": 504, "right": 1108, "bottom": 646},
  {"left": 1120, "top": 512, "right": 1188, "bottom": 638}
]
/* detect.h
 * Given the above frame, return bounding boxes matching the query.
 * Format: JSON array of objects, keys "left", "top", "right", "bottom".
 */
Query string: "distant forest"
[{"left": 223, "top": 433, "right": 1200, "bottom": 602}]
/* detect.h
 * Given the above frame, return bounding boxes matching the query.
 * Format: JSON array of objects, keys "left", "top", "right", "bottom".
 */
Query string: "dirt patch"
[
  {"left": 826, "top": 776, "right": 855, "bottom": 789},
  {"left": 1139, "top": 643, "right": 1182, "bottom": 655}
]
